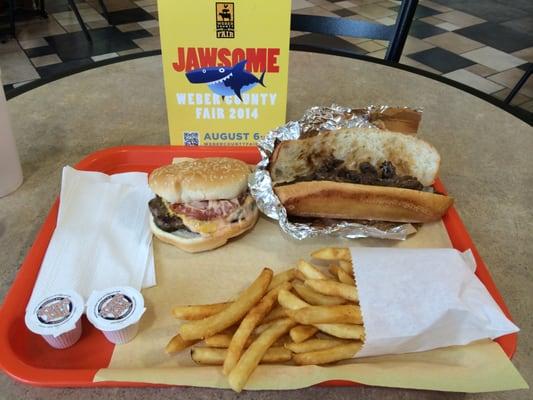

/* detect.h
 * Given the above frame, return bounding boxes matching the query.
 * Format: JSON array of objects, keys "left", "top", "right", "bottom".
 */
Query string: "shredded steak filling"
[{"left": 287, "top": 158, "right": 424, "bottom": 191}]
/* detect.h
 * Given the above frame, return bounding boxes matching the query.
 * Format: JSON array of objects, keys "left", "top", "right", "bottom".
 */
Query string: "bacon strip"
[{"left": 171, "top": 197, "right": 242, "bottom": 221}]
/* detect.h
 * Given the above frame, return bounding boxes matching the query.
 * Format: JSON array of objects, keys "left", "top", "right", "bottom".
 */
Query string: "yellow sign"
[{"left": 158, "top": 0, "right": 291, "bottom": 146}]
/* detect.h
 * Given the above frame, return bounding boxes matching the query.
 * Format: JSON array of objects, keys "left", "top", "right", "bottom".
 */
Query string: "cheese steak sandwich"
[
  {"left": 148, "top": 158, "right": 259, "bottom": 252},
  {"left": 270, "top": 128, "right": 453, "bottom": 223}
]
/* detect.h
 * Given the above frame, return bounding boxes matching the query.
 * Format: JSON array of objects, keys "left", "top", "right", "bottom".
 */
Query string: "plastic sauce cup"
[
  {"left": 24, "top": 290, "right": 84, "bottom": 349},
  {"left": 86, "top": 286, "right": 145, "bottom": 344}
]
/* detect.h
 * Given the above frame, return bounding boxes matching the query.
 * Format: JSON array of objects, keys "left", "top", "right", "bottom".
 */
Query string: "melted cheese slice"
[{"left": 180, "top": 215, "right": 226, "bottom": 235}]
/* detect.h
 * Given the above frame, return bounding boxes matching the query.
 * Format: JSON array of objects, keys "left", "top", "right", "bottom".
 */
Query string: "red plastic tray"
[{"left": 0, "top": 145, "right": 517, "bottom": 388}]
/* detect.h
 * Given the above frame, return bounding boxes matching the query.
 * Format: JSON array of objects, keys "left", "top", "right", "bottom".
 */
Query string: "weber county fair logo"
[{"left": 216, "top": 3, "right": 235, "bottom": 38}]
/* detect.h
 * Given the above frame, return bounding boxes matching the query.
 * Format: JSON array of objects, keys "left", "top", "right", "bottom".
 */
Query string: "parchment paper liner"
[{"left": 94, "top": 218, "right": 527, "bottom": 392}]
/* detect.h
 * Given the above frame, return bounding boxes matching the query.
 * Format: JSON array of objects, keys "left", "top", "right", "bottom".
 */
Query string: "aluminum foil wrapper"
[{"left": 249, "top": 104, "right": 418, "bottom": 240}]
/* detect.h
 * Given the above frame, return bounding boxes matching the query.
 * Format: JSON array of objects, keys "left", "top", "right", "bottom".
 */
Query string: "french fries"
[
  {"left": 228, "top": 318, "right": 296, "bottom": 392},
  {"left": 166, "top": 247, "right": 366, "bottom": 392},
  {"left": 293, "top": 342, "right": 363, "bottom": 365},
  {"left": 312, "top": 323, "right": 364, "bottom": 339},
  {"left": 286, "top": 305, "right": 362, "bottom": 325},
  {"left": 205, "top": 333, "right": 250, "bottom": 348},
  {"left": 289, "top": 325, "right": 319, "bottom": 343},
  {"left": 267, "top": 269, "right": 297, "bottom": 291},
  {"left": 179, "top": 268, "right": 273, "bottom": 340},
  {"left": 305, "top": 279, "right": 359, "bottom": 303},
  {"left": 311, "top": 247, "right": 351, "bottom": 261},
  {"left": 223, "top": 282, "right": 291, "bottom": 375},
  {"left": 277, "top": 289, "right": 309, "bottom": 310},
  {"left": 284, "top": 338, "right": 353, "bottom": 353},
  {"left": 338, "top": 260, "right": 353, "bottom": 275},
  {"left": 278, "top": 289, "right": 363, "bottom": 339},
  {"left": 192, "top": 347, "right": 292, "bottom": 365},
  {"left": 172, "top": 302, "right": 229, "bottom": 320},
  {"left": 253, "top": 320, "right": 277, "bottom": 335},
  {"left": 293, "top": 281, "right": 345, "bottom": 306},
  {"left": 262, "top": 305, "right": 288, "bottom": 323},
  {"left": 205, "top": 333, "right": 287, "bottom": 348},
  {"left": 297, "top": 259, "right": 328, "bottom": 280},
  {"left": 165, "top": 334, "right": 199, "bottom": 354},
  {"left": 329, "top": 265, "right": 356, "bottom": 286},
  {"left": 294, "top": 269, "right": 307, "bottom": 281}
]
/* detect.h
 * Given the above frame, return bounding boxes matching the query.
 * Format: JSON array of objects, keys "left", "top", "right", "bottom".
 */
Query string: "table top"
[{"left": 1, "top": 52, "right": 531, "bottom": 399}]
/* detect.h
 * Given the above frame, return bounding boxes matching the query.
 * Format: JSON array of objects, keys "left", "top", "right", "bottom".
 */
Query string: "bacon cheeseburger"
[
  {"left": 148, "top": 158, "right": 259, "bottom": 252},
  {"left": 271, "top": 128, "right": 454, "bottom": 223}
]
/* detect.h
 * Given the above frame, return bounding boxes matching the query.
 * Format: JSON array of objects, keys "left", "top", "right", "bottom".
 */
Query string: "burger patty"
[
  {"left": 148, "top": 196, "right": 189, "bottom": 233},
  {"left": 149, "top": 193, "right": 252, "bottom": 233},
  {"left": 288, "top": 158, "right": 424, "bottom": 191}
]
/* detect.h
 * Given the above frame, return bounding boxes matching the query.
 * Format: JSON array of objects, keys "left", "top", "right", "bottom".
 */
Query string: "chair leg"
[
  {"left": 67, "top": 0, "right": 93, "bottom": 42},
  {"left": 38, "top": 0, "right": 48, "bottom": 18},
  {"left": 386, "top": 0, "right": 419, "bottom": 63},
  {"left": 8, "top": 0, "right": 16, "bottom": 38},
  {"left": 98, "top": 0, "right": 111, "bottom": 24},
  {"left": 504, "top": 67, "right": 532, "bottom": 104}
]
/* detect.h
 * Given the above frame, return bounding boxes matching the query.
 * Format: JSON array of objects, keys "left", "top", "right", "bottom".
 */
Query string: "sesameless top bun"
[
  {"left": 149, "top": 158, "right": 250, "bottom": 204},
  {"left": 269, "top": 128, "right": 441, "bottom": 187}
]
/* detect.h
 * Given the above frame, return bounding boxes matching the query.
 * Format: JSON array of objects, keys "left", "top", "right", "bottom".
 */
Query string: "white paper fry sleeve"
[{"left": 351, "top": 248, "right": 519, "bottom": 358}]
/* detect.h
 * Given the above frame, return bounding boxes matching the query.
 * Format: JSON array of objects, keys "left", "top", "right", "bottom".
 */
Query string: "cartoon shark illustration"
[{"left": 185, "top": 59, "right": 265, "bottom": 101}]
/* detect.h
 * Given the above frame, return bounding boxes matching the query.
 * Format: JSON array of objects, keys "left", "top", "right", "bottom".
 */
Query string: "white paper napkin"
[
  {"left": 350, "top": 248, "right": 519, "bottom": 358},
  {"left": 27, "top": 167, "right": 156, "bottom": 308}
]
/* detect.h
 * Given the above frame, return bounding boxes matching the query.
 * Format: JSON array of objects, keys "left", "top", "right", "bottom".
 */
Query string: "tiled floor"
[{"left": 0, "top": 0, "right": 532, "bottom": 117}]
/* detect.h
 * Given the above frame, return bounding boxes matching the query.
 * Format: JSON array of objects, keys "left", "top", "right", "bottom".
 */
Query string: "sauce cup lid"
[
  {"left": 25, "top": 290, "right": 85, "bottom": 337},
  {"left": 86, "top": 286, "right": 145, "bottom": 332}
]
